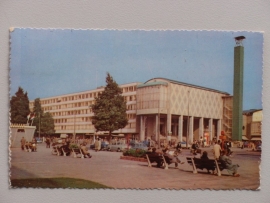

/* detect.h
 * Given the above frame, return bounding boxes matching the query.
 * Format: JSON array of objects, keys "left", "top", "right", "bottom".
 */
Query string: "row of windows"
[
  {"left": 127, "top": 114, "right": 136, "bottom": 119},
  {"left": 55, "top": 122, "right": 136, "bottom": 131},
  {"left": 39, "top": 96, "right": 136, "bottom": 112},
  {"left": 52, "top": 109, "right": 92, "bottom": 117},
  {"left": 127, "top": 104, "right": 136, "bottom": 110},
  {"left": 54, "top": 113, "right": 135, "bottom": 124},
  {"left": 54, "top": 117, "right": 92, "bottom": 124},
  {"left": 38, "top": 85, "right": 137, "bottom": 105}
]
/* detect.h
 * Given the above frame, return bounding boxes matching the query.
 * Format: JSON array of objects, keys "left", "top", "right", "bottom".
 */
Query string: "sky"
[{"left": 10, "top": 29, "right": 263, "bottom": 110}]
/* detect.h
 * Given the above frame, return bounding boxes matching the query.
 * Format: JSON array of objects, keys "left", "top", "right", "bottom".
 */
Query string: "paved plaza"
[{"left": 10, "top": 143, "right": 260, "bottom": 190}]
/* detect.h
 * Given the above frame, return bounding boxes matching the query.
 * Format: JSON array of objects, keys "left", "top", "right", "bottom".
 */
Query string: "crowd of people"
[
  {"left": 20, "top": 137, "right": 37, "bottom": 152},
  {"left": 21, "top": 134, "right": 245, "bottom": 177}
]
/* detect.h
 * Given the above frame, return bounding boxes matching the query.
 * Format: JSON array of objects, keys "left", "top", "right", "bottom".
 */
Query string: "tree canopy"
[
  {"left": 32, "top": 98, "right": 55, "bottom": 136},
  {"left": 10, "top": 87, "right": 30, "bottom": 124},
  {"left": 91, "top": 73, "right": 128, "bottom": 142}
]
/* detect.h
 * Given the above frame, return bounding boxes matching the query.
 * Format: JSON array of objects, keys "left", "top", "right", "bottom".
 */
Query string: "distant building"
[
  {"left": 242, "top": 109, "right": 262, "bottom": 141},
  {"left": 30, "top": 77, "right": 259, "bottom": 144}
]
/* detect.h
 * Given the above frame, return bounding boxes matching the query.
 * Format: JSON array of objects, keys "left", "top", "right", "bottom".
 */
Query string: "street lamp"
[
  {"left": 39, "top": 112, "right": 41, "bottom": 139},
  {"left": 73, "top": 110, "right": 76, "bottom": 141}
]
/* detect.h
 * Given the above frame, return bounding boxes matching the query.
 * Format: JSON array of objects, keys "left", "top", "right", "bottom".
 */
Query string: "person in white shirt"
[{"left": 213, "top": 140, "right": 222, "bottom": 159}]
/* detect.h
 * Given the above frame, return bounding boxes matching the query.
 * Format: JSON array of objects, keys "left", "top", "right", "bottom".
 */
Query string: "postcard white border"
[{"left": 1, "top": 1, "right": 270, "bottom": 203}]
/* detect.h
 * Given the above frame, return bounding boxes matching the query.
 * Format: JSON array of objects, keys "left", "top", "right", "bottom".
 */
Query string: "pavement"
[{"left": 10, "top": 143, "right": 261, "bottom": 189}]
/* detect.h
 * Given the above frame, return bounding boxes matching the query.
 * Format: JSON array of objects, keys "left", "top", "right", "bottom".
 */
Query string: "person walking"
[
  {"left": 95, "top": 138, "right": 101, "bottom": 152},
  {"left": 46, "top": 137, "right": 51, "bottom": 148},
  {"left": 20, "top": 137, "right": 26, "bottom": 150},
  {"left": 213, "top": 140, "right": 222, "bottom": 160}
]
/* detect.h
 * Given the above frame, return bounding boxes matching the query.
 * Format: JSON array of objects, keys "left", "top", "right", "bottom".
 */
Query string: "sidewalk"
[{"left": 10, "top": 143, "right": 260, "bottom": 189}]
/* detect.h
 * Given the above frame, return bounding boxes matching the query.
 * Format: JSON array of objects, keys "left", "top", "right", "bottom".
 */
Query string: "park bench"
[
  {"left": 186, "top": 157, "right": 225, "bottom": 176},
  {"left": 71, "top": 148, "right": 84, "bottom": 159},
  {"left": 51, "top": 146, "right": 61, "bottom": 156},
  {"left": 62, "top": 147, "right": 71, "bottom": 156},
  {"left": 146, "top": 153, "right": 173, "bottom": 169}
]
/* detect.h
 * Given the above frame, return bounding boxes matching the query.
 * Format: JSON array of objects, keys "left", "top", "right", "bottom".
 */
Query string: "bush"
[
  {"left": 69, "top": 143, "right": 79, "bottom": 149},
  {"left": 123, "top": 149, "right": 147, "bottom": 158}
]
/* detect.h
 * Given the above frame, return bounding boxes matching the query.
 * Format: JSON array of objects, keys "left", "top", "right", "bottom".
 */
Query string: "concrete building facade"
[
  {"left": 136, "top": 78, "right": 230, "bottom": 145},
  {"left": 29, "top": 82, "right": 139, "bottom": 139},
  {"left": 29, "top": 77, "right": 235, "bottom": 145},
  {"left": 242, "top": 109, "right": 262, "bottom": 141}
]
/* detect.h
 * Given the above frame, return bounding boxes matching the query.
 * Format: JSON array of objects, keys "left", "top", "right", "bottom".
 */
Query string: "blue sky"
[{"left": 10, "top": 29, "right": 263, "bottom": 110}]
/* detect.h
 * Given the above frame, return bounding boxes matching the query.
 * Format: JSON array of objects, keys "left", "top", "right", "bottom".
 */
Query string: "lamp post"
[
  {"left": 39, "top": 112, "right": 41, "bottom": 139},
  {"left": 73, "top": 110, "right": 76, "bottom": 141}
]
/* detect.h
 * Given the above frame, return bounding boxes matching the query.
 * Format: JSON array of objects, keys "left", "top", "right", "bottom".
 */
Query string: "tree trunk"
[{"left": 109, "top": 130, "right": 112, "bottom": 144}]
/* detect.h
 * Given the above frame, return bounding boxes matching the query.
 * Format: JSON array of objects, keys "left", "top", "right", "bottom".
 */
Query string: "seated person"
[
  {"left": 219, "top": 151, "right": 240, "bottom": 177},
  {"left": 175, "top": 142, "right": 182, "bottom": 153},
  {"left": 81, "top": 143, "right": 92, "bottom": 158},
  {"left": 25, "top": 142, "right": 30, "bottom": 151},
  {"left": 59, "top": 141, "right": 71, "bottom": 156},
  {"left": 163, "top": 148, "right": 184, "bottom": 168},
  {"left": 149, "top": 147, "right": 163, "bottom": 168},
  {"left": 29, "top": 142, "right": 37, "bottom": 152},
  {"left": 200, "top": 151, "right": 215, "bottom": 174},
  {"left": 191, "top": 142, "right": 200, "bottom": 155}
]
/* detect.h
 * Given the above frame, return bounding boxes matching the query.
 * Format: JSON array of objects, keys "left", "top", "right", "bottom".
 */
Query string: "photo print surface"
[{"left": 9, "top": 29, "right": 263, "bottom": 189}]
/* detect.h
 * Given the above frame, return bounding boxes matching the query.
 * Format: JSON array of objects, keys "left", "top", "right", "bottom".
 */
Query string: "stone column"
[
  {"left": 167, "top": 113, "right": 172, "bottom": 135},
  {"left": 189, "top": 116, "right": 194, "bottom": 143},
  {"left": 155, "top": 115, "right": 159, "bottom": 141},
  {"left": 178, "top": 115, "right": 183, "bottom": 142},
  {"left": 209, "top": 118, "right": 213, "bottom": 141},
  {"left": 140, "top": 116, "right": 144, "bottom": 141},
  {"left": 199, "top": 117, "right": 204, "bottom": 138},
  {"left": 217, "top": 119, "right": 222, "bottom": 139}
]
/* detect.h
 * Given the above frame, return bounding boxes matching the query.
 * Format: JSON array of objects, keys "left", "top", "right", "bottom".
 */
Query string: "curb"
[{"left": 120, "top": 156, "right": 147, "bottom": 162}]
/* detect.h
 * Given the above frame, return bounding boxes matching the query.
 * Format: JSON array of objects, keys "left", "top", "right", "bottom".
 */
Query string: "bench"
[
  {"left": 146, "top": 153, "right": 173, "bottom": 169},
  {"left": 71, "top": 148, "right": 84, "bottom": 159},
  {"left": 186, "top": 157, "right": 225, "bottom": 176},
  {"left": 51, "top": 146, "right": 61, "bottom": 156},
  {"left": 62, "top": 147, "right": 71, "bottom": 156}
]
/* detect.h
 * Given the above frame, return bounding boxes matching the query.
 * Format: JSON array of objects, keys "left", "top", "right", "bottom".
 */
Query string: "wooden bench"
[
  {"left": 186, "top": 157, "right": 225, "bottom": 176},
  {"left": 51, "top": 146, "right": 61, "bottom": 156},
  {"left": 62, "top": 147, "right": 71, "bottom": 156},
  {"left": 71, "top": 148, "right": 84, "bottom": 159},
  {"left": 146, "top": 153, "right": 173, "bottom": 169}
]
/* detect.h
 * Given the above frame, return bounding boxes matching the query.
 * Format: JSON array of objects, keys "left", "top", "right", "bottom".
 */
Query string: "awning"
[
  {"left": 242, "top": 136, "right": 249, "bottom": 141},
  {"left": 251, "top": 137, "right": 261, "bottom": 141}
]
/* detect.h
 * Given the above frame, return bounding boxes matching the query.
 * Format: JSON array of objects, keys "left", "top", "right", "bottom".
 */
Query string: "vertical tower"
[{"left": 232, "top": 36, "right": 245, "bottom": 141}]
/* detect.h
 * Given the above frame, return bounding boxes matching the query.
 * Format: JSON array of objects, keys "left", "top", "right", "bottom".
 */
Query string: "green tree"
[
  {"left": 40, "top": 112, "right": 55, "bottom": 136},
  {"left": 91, "top": 73, "right": 128, "bottom": 143},
  {"left": 32, "top": 98, "right": 55, "bottom": 136},
  {"left": 10, "top": 87, "right": 30, "bottom": 124}
]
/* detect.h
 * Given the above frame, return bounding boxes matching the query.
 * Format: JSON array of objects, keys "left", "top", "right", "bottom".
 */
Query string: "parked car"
[
  {"left": 256, "top": 144, "right": 261, "bottom": 152},
  {"left": 180, "top": 141, "right": 191, "bottom": 149},
  {"left": 129, "top": 143, "right": 148, "bottom": 151},
  {"left": 35, "top": 138, "right": 43, "bottom": 143},
  {"left": 90, "top": 141, "right": 109, "bottom": 150},
  {"left": 107, "top": 142, "right": 130, "bottom": 152}
]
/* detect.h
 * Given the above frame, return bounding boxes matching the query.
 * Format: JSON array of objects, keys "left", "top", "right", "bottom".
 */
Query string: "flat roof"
[
  {"left": 143, "top": 78, "right": 230, "bottom": 95},
  {"left": 137, "top": 81, "right": 168, "bottom": 88}
]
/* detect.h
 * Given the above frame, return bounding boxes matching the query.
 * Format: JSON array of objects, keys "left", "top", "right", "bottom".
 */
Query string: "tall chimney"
[{"left": 232, "top": 36, "right": 245, "bottom": 141}]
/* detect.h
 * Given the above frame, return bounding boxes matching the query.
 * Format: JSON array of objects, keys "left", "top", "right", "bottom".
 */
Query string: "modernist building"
[
  {"left": 242, "top": 109, "right": 262, "bottom": 141},
  {"left": 29, "top": 78, "right": 234, "bottom": 144},
  {"left": 29, "top": 82, "right": 139, "bottom": 139}
]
